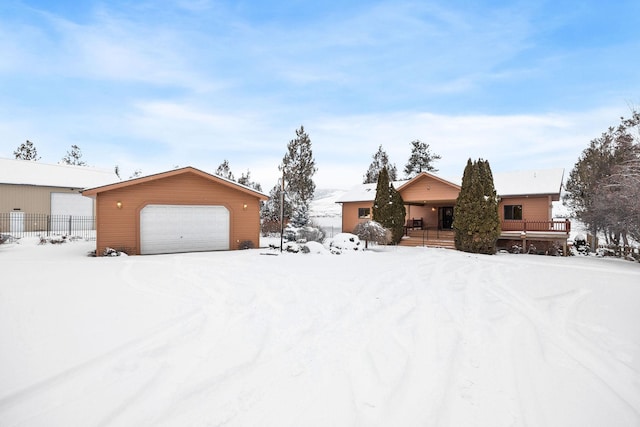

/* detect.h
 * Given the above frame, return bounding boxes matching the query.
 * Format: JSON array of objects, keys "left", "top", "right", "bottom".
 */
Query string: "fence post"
[{"left": 68, "top": 215, "right": 72, "bottom": 236}]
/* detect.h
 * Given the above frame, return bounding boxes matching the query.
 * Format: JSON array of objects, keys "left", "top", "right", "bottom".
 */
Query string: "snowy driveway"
[{"left": 1, "top": 240, "right": 639, "bottom": 426}]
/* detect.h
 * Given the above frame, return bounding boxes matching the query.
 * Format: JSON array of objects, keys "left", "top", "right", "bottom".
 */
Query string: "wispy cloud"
[{"left": 0, "top": 0, "right": 637, "bottom": 189}]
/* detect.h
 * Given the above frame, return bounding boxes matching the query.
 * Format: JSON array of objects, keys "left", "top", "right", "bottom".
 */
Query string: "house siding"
[
  {"left": 399, "top": 175, "right": 460, "bottom": 202},
  {"left": 94, "top": 172, "right": 263, "bottom": 255},
  {"left": 0, "top": 184, "right": 86, "bottom": 214},
  {"left": 341, "top": 202, "right": 373, "bottom": 234},
  {"left": 498, "top": 196, "right": 552, "bottom": 222}
]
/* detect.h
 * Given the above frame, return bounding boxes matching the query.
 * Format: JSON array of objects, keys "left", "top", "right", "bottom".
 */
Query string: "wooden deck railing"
[{"left": 501, "top": 219, "right": 571, "bottom": 233}]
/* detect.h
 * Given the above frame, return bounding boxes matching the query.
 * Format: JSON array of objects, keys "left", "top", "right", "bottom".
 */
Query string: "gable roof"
[
  {"left": 336, "top": 168, "right": 564, "bottom": 203},
  {"left": 0, "top": 157, "right": 119, "bottom": 189},
  {"left": 82, "top": 166, "right": 269, "bottom": 200},
  {"left": 396, "top": 171, "right": 461, "bottom": 192}
]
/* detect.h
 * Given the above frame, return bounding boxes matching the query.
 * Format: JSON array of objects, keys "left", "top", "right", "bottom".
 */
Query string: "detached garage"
[{"left": 82, "top": 167, "right": 268, "bottom": 256}]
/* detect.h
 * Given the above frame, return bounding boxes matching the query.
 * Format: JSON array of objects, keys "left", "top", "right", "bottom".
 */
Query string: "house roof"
[
  {"left": 336, "top": 168, "right": 564, "bottom": 203},
  {"left": 335, "top": 180, "right": 408, "bottom": 203},
  {"left": 82, "top": 166, "right": 269, "bottom": 200},
  {"left": 0, "top": 157, "right": 119, "bottom": 189},
  {"left": 493, "top": 168, "right": 564, "bottom": 197}
]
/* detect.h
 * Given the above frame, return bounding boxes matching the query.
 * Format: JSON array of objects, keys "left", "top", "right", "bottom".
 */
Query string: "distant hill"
[{"left": 310, "top": 189, "right": 346, "bottom": 233}]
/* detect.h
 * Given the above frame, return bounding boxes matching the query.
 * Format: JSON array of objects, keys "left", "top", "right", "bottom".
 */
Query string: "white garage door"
[{"left": 140, "top": 205, "right": 230, "bottom": 255}]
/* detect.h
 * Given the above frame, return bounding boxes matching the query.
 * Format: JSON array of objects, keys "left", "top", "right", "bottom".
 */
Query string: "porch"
[{"left": 399, "top": 219, "right": 571, "bottom": 251}]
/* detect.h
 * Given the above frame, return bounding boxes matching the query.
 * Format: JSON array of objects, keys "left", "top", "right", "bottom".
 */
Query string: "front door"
[{"left": 439, "top": 206, "right": 454, "bottom": 229}]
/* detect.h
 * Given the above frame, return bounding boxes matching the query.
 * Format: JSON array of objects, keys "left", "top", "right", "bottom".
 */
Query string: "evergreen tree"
[
  {"left": 262, "top": 184, "right": 284, "bottom": 221},
  {"left": 404, "top": 139, "right": 441, "bottom": 178},
  {"left": 215, "top": 159, "right": 235, "bottom": 181},
  {"left": 388, "top": 184, "right": 407, "bottom": 244},
  {"left": 61, "top": 145, "right": 87, "bottom": 166},
  {"left": 372, "top": 167, "right": 406, "bottom": 244},
  {"left": 453, "top": 158, "right": 500, "bottom": 254},
  {"left": 238, "top": 169, "right": 263, "bottom": 191},
  {"left": 289, "top": 203, "right": 310, "bottom": 229},
  {"left": 279, "top": 126, "right": 316, "bottom": 226},
  {"left": 14, "top": 140, "right": 40, "bottom": 161},
  {"left": 363, "top": 145, "right": 397, "bottom": 183},
  {"left": 372, "top": 166, "right": 391, "bottom": 224}
]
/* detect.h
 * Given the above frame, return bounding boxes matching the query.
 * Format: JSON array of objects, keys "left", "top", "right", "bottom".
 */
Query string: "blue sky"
[{"left": 1, "top": 0, "right": 638, "bottom": 189}]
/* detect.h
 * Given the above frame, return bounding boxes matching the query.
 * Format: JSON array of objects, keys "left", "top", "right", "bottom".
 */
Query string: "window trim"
[
  {"left": 504, "top": 204, "right": 523, "bottom": 220},
  {"left": 358, "top": 207, "right": 371, "bottom": 219}
]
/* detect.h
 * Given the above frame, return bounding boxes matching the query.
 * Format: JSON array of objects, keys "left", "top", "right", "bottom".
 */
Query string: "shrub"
[
  {"left": 238, "top": 240, "right": 255, "bottom": 250},
  {"left": 353, "top": 221, "right": 390, "bottom": 248}
]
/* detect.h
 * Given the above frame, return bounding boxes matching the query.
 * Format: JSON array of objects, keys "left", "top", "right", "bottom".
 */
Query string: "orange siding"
[
  {"left": 399, "top": 175, "right": 460, "bottom": 202},
  {"left": 94, "top": 172, "right": 262, "bottom": 255},
  {"left": 405, "top": 205, "right": 439, "bottom": 227},
  {"left": 499, "top": 196, "right": 552, "bottom": 222},
  {"left": 341, "top": 202, "right": 373, "bottom": 234},
  {"left": 343, "top": 183, "right": 556, "bottom": 235}
]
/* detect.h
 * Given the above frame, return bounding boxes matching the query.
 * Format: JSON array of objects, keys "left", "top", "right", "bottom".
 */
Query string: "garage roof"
[
  {"left": 82, "top": 166, "right": 269, "bottom": 200},
  {"left": 0, "top": 157, "right": 119, "bottom": 189}
]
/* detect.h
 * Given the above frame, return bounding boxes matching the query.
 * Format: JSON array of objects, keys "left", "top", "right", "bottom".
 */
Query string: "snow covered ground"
[{"left": 1, "top": 238, "right": 639, "bottom": 426}]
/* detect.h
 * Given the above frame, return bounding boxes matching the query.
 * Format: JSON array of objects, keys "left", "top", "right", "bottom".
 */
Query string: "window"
[
  {"left": 358, "top": 208, "right": 371, "bottom": 219},
  {"left": 504, "top": 205, "right": 522, "bottom": 220}
]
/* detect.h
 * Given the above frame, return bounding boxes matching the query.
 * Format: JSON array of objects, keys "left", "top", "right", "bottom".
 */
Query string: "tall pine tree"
[
  {"left": 238, "top": 169, "right": 262, "bottom": 191},
  {"left": 215, "top": 159, "right": 235, "bottom": 181},
  {"left": 61, "top": 145, "right": 87, "bottom": 166},
  {"left": 279, "top": 126, "right": 316, "bottom": 226},
  {"left": 14, "top": 140, "right": 40, "bottom": 161},
  {"left": 363, "top": 145, "right": 397, "bottom": 183},
  {"left": 404, "top": 139, "right": 441, "bottom": 178}
]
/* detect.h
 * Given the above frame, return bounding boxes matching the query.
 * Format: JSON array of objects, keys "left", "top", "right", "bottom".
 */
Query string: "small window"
[
  {"left": 504, "top": 205, "right": 523, "bottom": 220},
  {"left": 358, "top": 208, "right": 371, "bottom": 219}
]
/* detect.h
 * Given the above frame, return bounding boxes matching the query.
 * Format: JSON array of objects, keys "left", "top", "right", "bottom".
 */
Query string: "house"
[
  {"left": 82, "top": 166, "right": 268, "bottom": 256},
  {"left": 0, "top": 158, "right": 119, "bottom": 234},
  {"left": 336, "top": 168, "right": 570, "bottom": 252}
]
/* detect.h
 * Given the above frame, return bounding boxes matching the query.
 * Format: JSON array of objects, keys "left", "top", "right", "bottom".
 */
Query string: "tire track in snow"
[
  {"left": 0, "top": 255, "right": 236, "bottom": 426},
  {"left": 432, "top": 254, "right": 523, "bottom": 427},
  {"left": 482, "top": 275, "right": 640, "bottom": 418},
  {"left": 0, "top": 308, "right": 204, "bottom": 426}
]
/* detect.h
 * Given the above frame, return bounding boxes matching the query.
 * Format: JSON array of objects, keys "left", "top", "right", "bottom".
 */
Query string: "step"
[{"left": 399, "top": 237, "right": 456, "bottom": 249}]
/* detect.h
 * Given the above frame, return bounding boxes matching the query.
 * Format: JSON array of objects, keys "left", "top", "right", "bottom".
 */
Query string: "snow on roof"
[
  {"left": 336, "top": 180, "right": 408, "bottom": 203},
  {"left": 336, "top": 168, "right": 564, "bottom": 203},
  {"left": 82, "top": 166, "right": 269, "bottom": 199},
  {"left": 0, "top": 158, "right": 120, "bottom": 189},
  {"left": 493, "top": 168, "right": 564, "bottom": 196}
]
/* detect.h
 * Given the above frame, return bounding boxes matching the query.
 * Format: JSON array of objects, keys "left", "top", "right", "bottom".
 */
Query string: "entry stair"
[{"left": 399, "top": 229, "right": 456, "bottom": 250}]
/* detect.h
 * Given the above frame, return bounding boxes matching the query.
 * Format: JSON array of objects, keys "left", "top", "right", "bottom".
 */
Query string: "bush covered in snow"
[
  {"left": 353, "top": 220, "right": 391, "bottom": 248},
  {"left": 102, "top": 247, "right": 129, "bottom": 257},
  {"left": 283, "top": 220, "right": 326, "bottom": 244},
  {"left": 0, "top": 234, "right": 9, "bottom": 245},
  {"left": 327, "top": 233, "right": 362, "bottom": 254}
]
